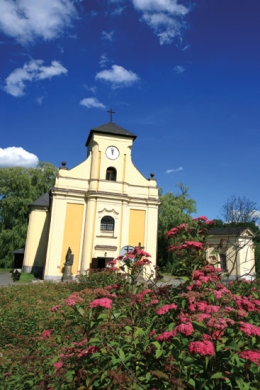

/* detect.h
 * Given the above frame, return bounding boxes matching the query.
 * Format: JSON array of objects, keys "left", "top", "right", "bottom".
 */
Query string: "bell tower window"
[
  {"left": 106, "top": 167, "right": 117, "bottom": 181},
  {"left": 100, "top": 216, "right": 115, "bottom": 231}
]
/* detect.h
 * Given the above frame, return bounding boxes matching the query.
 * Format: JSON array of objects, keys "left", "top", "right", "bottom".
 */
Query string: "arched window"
[
  {"left": 106, "top": 167, "right": 116, "bottom": 181},
  {"left": 100, "top": 216, "right": 114, "bottom": 231}
]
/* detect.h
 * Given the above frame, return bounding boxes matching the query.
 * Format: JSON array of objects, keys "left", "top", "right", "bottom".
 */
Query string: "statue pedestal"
[{"left": 62, "top": 264, "right": 73, "bottom": 281}]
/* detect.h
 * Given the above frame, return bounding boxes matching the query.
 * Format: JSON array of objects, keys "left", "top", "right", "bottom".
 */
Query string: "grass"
[
  {"left": 17, "top": 272, "right": 35, "bottom": 283},
  {"left": 0, "top": 268, "right": 12, "bottom": 272}
]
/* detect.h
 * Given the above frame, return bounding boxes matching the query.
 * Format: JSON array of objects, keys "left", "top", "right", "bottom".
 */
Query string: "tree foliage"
[
  {"left": 0, "top": 162, "right": 58, "bottom": 268},
  {"left": 157, "top": 183, "right": 197, "bottom": 270},
  {"left": 221, "top": 195, "right": 259, "bottom": 224}
]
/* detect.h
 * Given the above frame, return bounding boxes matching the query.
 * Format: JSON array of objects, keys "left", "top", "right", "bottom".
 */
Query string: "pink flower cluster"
[
  {"left": 189, "top": 340, "right": 215, "bottom": 356},
  {"left": 65, "top": 293, "right": 83, "bottom": 307},
  {"left": 104, "top": 284, "right": 119, "bottom": 290},
  {"left": 50, "top": 304, "right": 62, "bottom": 312},
  {"left": 107, "top": 259, "right": 117, "bottom": 266},
  {"left": 234, "top": 295, "right": 260, "bottom": 313},
  {"left": 156, "top": 322, "right": 194, "bottom": 341},
  {"left": 157, "top": 303, "right": 178, "bottom": 315},
  {"left": 240, "top": 350, "right": 260, "bottom": 366},
  {"left": 89, "top": 298, "right": 113, "bottom": 309},
  {"left": 133, "top": 258, "right": 152, "bottom": 267},
  {"left": 166, "top": 223, "right": 190, "bottom": 238},
  {"left": 239, "top": 321, "right": 260, "bottom": 336},
  {"left": 192, "top": 216, "right": 215, "bottom": 225},
  {"left": 169, "top": 241, "right": 205, "bottom": 252},
  {"left": 192, "top": 216, "right": 208, "bottom": 221},
  {"left": 53, "top": 361, "right": 63, "bottom": 371},
  {"left": 135, "top": 289, "right": 152, "bottom": 303},
  {"left": 41, "top": 329, "right": 52, "bottom": 338}
]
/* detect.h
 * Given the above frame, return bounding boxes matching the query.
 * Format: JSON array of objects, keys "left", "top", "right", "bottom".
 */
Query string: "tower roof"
[
  {"left": 85, "top": 121, "right": 136, "bottom": 146},
  {"left": 31, "top": 192, "right": 50, "bottom": 208}
]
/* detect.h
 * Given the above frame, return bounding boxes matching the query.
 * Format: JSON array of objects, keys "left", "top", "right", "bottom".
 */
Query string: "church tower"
[{"left": 23, "top": 116, "right": 159, "bottom": 279}]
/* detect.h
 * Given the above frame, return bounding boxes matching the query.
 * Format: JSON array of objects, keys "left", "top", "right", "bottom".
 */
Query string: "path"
[{"left": 0, "top": 272, "right": 14, "bottom": 287}]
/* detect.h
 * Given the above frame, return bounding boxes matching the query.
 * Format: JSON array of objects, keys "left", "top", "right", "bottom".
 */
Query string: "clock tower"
[{"left": 23, "top": 118, "right": 160, "bottom": 280}]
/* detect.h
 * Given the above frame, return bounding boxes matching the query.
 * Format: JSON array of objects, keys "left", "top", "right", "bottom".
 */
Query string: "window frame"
[
  {"left": 100, "top": 216, "right": 115, "bottom": 231},
  {"left": 106, "top": 167, "right": 117, "bottom": 181}
]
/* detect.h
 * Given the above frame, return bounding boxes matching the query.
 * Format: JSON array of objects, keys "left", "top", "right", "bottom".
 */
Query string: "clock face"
[{"left": 106, "top": 146, "right": 119, "bottom": 160}]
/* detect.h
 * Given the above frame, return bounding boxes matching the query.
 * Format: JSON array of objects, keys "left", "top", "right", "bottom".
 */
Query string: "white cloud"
[
  {"left": 80, "top": 97, "right": 105, "bottom": 109},
  {"left": 173, "top": 65, "right": 185, "bottom": 74},
  {"left": 111, "top": 6, "right": 125, "bottom": 16},
  {"left": 0, "top": 0, "right": 79, "bottom": 45},
  {"left": 132, "top": 0, "right": 190, "bottom": 45},
  {"left": 102, "top": 31, "right": 114, "bottom": 41},
  {"left": 36, "top": 95, "right": 45, "bottom": 105},
  {"left": 96, "top": 65, "right": 139, "bottom": 88},
  {"left": 132, "top": 0, "right": 189, "bottom": 14},
  {"left": 3, "top": 59, "right": 68, "bottom": 97},
  {"left": 0, "top": 147, "right": 39, "bottom": 167},
  {"left": 99, "top": 53, "right": 110, "bottom": 68},
  {"left": 166, "top": 167, "right": 183, "bottom": 174}
]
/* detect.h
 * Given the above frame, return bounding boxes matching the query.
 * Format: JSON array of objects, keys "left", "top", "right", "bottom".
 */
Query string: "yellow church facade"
[{"left": 23, "top": 120, "right": 160, "bottom": 280}]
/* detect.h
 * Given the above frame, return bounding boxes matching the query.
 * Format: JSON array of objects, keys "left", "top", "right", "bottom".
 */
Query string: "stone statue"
[{"left": 65, "top": 247, "right": 73, "bottom": 266}]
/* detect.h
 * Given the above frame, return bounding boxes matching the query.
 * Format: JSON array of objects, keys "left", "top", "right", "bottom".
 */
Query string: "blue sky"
[{"left": 0, "top": 0, "right": 259, "bottom": 221}]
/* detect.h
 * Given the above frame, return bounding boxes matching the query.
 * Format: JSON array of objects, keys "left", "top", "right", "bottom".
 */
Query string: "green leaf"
[
  {"left": 134, "top": 327, "right": 144, "bottom": 338},
  {"left": 226, "top": 340, "right": 240, "bottom": 351},
  {"left": 76, "top": 306, "right": 85, "bottom": 316},
  {"left": 192, "top": 321, "right": 207, "bottom": 330},
  {"left": 188, "top": 378, "right": 196, "bottom": 387},
  {"left": 235, "top": 377, "right": 251, "bottom": 390},
  {"left": 211, "top": 372, "right": 224, "bottom": 379},
  {"left": 118, "top": 348, "right": 125, "bottom": 361},
  {"left": 155, "top": 348, "right": 163, "bottom": 359}
]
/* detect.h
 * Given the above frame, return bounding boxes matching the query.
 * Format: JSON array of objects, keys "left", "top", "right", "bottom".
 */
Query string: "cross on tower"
[{"left": 107, "top": 108, "right": 115, "bottom": 122}]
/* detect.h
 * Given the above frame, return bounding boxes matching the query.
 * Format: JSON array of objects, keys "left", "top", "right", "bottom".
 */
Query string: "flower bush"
[{"left": 1, "top": 218, "right": 260, "bottom": 389}]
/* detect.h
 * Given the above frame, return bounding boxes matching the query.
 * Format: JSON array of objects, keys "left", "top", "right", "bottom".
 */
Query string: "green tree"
[
  {"left": 0, "top": 162, "right": 58, "bottom": 268},
  {"left": 157, "top": 183, "right": 197, "bottom": 271}
]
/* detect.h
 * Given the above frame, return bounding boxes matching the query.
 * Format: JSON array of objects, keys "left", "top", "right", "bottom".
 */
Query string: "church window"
[
  {"left": 101, "top": 216, "right": 114, "bottom": 231},
  {"left": 106, "top": 167, "right": 116, "bottom": 181}
]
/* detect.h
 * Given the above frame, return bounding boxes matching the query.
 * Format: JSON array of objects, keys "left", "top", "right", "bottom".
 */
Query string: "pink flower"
[
  {"left": 192, "top": 216, "right": 208, "bottom": 221},
  {"left": 107, "top": 259, "right": 117, "bottom": 265},
  {"left": 53, "top": 361, "right": 63, "bottom": 371},
  {"left": 173, "top": 323, "right": 194, "bottom": 336},
  {"left": 239, "top": 322, "right": 260, "bottom": 336},
  {"left": 193, "top": 270, "right": 204, "bottom": 279},
  {"left": 41, "top": 329, "right": 52, "bottom": 338},
  {"left": 240, "top": 350, "right": 260, "bottom": 366},
  {"left": 205, "top": 220, "right": 215, "bottom": 225},
  {"left": 65, "top": 294, "right": 83, "bottom": 307},
  {"left": 107, "top": 266, "right": 119, "bottom": 271},
  {"left": 189, "top": 340, "right": 215, "bottom": 356},
  {"left": 156, "top": 331, "right": 174, "bottom": 341},
  {"left": 51, "top": 304, "right": 62, "bottom": 312},
  {"left": 166, "top": 228, "right": 178, "bottom": 237},
  {"left": 156, "top": 303, "right": 177, "bottom": 315},
  {"left": 184, "top": 241, "right": 205, "bottom": 250},
  {"left": 89, "top": 298, "right": 112, "bottom": 309}
]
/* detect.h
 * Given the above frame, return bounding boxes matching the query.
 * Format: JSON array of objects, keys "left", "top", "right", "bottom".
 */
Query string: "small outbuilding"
[{"left": 207, "top": 227, "right": 255, "bottom": 280}]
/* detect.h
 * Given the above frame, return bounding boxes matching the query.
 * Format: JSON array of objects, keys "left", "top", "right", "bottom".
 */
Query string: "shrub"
[{"left": 1, "top": 222, "right": 260, "bottom": 389}]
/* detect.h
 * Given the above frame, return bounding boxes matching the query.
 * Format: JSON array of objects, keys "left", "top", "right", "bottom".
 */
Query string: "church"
[{"left": 23, "top": 115, "right": 160, "bottom": 280}]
